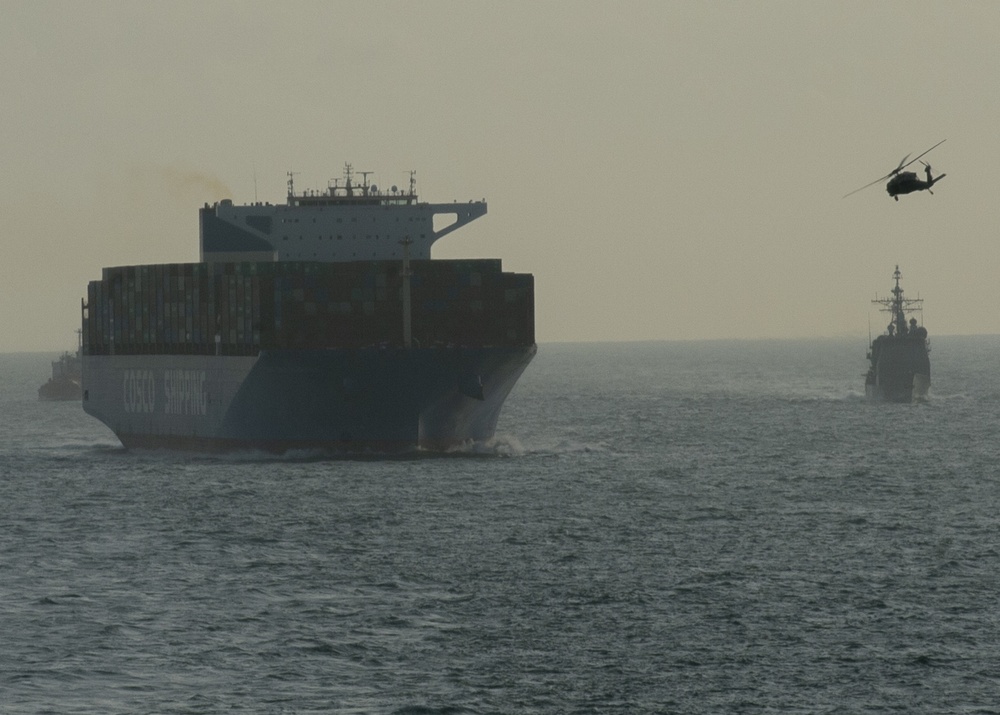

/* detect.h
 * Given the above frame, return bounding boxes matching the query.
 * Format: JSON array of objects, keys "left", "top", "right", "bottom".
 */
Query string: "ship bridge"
[{"left": 199, "top": 167, "right": 487, "bottom": 264}]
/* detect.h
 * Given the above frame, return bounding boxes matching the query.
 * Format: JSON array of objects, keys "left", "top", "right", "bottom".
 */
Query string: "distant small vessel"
[
  {"left": 865, "top": 266, "right": 930, "bottom": 403},
  {"left": 39, "top": 335, "right": 82, "bottom": 401}
]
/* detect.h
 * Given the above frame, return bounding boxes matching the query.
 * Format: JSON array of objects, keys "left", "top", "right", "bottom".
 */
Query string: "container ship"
[
  {"left": 865, "top": 265, "right": 929, "bottom": 403},
  {"left": 80, "top": 166, "right": 535, "bottom": 452}
]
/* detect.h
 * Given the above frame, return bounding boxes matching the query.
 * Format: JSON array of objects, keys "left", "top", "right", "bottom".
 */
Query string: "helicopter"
[{"left": 844, "top": 139, "right": 947, "bottom": 201}]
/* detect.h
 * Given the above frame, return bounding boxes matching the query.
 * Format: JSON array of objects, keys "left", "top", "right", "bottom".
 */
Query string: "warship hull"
[
  {"left": 82, "top": 345, "right": 535, "bottom": 453},
  {"left": 865, "top": 379, "right": 931, "bottom": 404},
  {"left": 864, "top": 343, "right": 931, "bottom": 403}
]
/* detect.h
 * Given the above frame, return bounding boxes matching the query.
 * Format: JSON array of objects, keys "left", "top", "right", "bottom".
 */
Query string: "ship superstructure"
[
  {"left": 81, "top": 165, "right": 535, "bottom": 452},
  {"left": 865, "top": 265, "right": 930, "bottom": 403},
  {"left": 38, "top": 332, "right": 82, "bottom": 401},
  {"left": 201, "top": 166, "right": 487, "bottom": 264}
]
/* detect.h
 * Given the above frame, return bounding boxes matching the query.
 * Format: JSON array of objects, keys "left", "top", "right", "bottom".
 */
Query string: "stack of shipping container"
[{"left": 83, "top": 260, "right": 534, "bottom": 356}]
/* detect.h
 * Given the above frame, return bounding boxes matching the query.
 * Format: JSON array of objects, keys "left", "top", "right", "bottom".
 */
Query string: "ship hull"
[
  {"left": 82, "top": 345, "right": 535, "bottom": 453},
  {"left": 865, "top": 339, "right": 930, "bottom": 403},
  {"left": 38, "top": 378, "right": 82, "bottom": 401},
  {"left": 865, "top": 374, "right": 930, "bottom": 403}
]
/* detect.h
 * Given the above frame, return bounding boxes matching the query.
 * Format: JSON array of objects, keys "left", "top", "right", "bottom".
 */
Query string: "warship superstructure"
[{"left": 80, "top": 166, "right": 535, "bottom": 452}]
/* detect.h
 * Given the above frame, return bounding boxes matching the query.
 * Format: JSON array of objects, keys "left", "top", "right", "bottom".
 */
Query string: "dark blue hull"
[{"left": 82, "top": 345, "right": 535, "bottom": 453}]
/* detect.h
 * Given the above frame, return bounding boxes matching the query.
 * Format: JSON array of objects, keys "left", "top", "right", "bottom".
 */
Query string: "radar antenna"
[{"left": 358, "top": 170, "right": 373, "bottom": 195}]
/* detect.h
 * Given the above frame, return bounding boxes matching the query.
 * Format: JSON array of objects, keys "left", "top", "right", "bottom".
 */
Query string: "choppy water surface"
[{"left": 3, "top": 338, "right": 1000, "bottom": 713}]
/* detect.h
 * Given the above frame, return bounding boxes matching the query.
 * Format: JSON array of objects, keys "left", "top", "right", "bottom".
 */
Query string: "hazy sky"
[{"left": 3, "top": 1, "right": 999, "bottom": 351}]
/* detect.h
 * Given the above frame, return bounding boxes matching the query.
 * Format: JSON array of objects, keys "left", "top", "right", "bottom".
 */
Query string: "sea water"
[{"left": 3, "top": 338, "right": 1000, "bottom": 714}]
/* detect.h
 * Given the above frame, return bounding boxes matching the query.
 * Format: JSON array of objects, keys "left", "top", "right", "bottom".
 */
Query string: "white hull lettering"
[
  {"left": 123, "top": 369, "right": 156, "bottom": 414},
  {"left": 164, "top": 369, "right": 208, "bottom": 416}
]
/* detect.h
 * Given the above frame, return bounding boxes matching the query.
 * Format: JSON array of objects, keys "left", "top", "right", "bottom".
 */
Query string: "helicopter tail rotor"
[{"left": 921, "top": 161, "right": 947, "bottom": 193}]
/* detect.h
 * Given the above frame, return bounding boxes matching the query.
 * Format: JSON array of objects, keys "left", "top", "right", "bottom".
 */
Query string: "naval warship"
[{"left": 865, "top": 265, "right": 929, "bottom": 403}]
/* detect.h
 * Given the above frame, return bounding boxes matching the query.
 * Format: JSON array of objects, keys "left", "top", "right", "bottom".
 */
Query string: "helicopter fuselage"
[{"left": 886, "top": 165, "right": 945, "bottom": 201}]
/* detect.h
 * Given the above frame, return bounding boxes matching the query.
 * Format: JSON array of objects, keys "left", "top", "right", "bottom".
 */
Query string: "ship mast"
[{"left": 872, "top": 265, "right": 922, "bottom": 336}]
